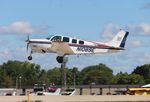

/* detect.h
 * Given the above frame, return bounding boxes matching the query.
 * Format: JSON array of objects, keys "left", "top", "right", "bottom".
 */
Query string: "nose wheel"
[
  {"left": 28, "top": 56, "right": 32, "bottom": 60},
  {"left": 27, "top": 51, "right": 33, "bottom": 60}
]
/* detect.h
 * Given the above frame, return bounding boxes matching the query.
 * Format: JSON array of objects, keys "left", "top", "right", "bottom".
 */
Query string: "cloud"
[
  {"left": 135, "top": 52, "right": 150, "bottom": 64},
  {"left": 0, "top": 48, "right": 27, "bottom": 61},
  {"left": 144, "top": 52, "right": 150, "bottom": 60},
  {"left": 102, "top": 23, "right": 150, "bottom": 38},
  {"left": 128, "top": 23, "right": 150, "bottom": 35},
  {"left": 127, "top": 40, "right": 141, "bottom": 48},
  {"left": 142, "top": 3, "right": 150, "bottom": 9},
  {"left": 101, "top": 24, "right": 120, "bottom": 40},
  {"left": 0, "top": 21, "right": 49, "bottom": 34}
]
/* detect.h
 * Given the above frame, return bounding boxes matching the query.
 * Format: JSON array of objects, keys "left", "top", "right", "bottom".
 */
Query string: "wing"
[{"left": 48, "top": 42, "right": 74, "bottom": 56}]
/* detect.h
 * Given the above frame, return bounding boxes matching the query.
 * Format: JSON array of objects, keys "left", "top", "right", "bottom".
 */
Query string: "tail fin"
[{"left": 107, "top": 30, "right": 129, "bottom": 48}]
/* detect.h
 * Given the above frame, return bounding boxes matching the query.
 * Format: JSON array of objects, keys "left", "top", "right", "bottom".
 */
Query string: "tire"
[
  {"left": 28, "top": 56, "right": 32, "bottom": 60},
  {"left": 56, "top": 56, "right": 63, "bottom": 63}
]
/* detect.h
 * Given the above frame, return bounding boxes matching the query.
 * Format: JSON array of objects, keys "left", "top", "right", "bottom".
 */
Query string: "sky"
[{"left": 0, "top": 0, "right": 150, "bottom": 74}]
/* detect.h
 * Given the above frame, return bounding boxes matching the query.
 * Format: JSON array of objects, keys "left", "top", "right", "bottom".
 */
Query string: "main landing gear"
[
  {"left": 56, "top": 56, "right": 68, "bottom": 64},
  {"left": 56, "top": 56, "right": 64, "bottom": 63}
]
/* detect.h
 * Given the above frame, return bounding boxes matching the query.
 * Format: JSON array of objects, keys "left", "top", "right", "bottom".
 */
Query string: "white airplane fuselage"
[
  {"left": 30, "top": 39, "right": 112, "bottom": 55},
  {"left": 26, "top": 30, "right": 129, "bottom": 63}
]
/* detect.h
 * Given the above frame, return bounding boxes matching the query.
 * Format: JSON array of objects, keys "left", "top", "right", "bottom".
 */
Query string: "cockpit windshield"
[
  {"left": 46, "top": 35, "right": 62, "bottom": 42},
  {"left": 46, "top": 35, "right": 54, "bottom": 40}
]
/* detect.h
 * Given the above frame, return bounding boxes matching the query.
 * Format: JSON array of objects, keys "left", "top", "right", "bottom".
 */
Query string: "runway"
[{"left": 0, "top": 95, "right": 150, "bottom": 102}]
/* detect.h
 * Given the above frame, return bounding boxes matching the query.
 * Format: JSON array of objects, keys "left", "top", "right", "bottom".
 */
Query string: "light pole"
[
  {"left": 16, "top": 77, "right": 18, "bottom": 89},
  {"left": 90, "top": 82, "right": 95, "bottom": 95},
  {"left": 73, "top": 68, "right": 77, "bottom": 89},
  {"left": 19, "top": 76, "right": 22, "bottom": 89}
]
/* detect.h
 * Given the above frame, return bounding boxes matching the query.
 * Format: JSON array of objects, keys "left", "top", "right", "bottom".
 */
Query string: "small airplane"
[{"left": 26, "top": 30, "right": 129, "bottom": 63}]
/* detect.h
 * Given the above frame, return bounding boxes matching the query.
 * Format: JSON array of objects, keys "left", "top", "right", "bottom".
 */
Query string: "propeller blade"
[
  {"left": 26, "top": 34, "right": 30, "bottom": 51},
  {"left": 25, "top": 34, "right": 29, "bottom": 42}
]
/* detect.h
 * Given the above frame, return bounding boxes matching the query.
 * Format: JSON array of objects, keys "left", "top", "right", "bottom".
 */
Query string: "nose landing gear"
[{"left": 27, "top": 51, "right": 33, "bottom": 60}]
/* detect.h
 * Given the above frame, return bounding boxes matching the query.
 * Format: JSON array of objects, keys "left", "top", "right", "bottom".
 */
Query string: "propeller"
[{"left": 25, "top": 34, "right": 30, "bottom": 51}]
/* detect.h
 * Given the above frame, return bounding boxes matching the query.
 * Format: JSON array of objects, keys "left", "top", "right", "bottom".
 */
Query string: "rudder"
[{"left": 119, "top": 31, "right": 129, "bottom": 48}]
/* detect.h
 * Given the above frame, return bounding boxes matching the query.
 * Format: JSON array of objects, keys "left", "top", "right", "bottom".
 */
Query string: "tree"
[
  {"left": 0, "top": 60, "right": 44, "bottom": 87},
  {"left": 112, "top": 72, "right": 145, "bottom": 84},
  {"left": 112, "top": 72, "right": 129, "bottom": 84},
  {"left": 66, "top": 67, "right": 82, "bottom": 86},
  {"left": 72, "top": 67, "right": 82, "bottom": 85},
  {"left": 0, "top": 60, "right": 148, "bottom": 88},
  {"left": 129, "top": 74, "right": 145, "bottom": 84},
  {"left": 47, "top": 67, "right": 62, "bottom": 85},
  {"left": 81, "top": 63, "right": 114, "bottom": 85},
  {"left": 38, "top": 69, "right": 49, "bottom": 85},
  {"left": 132, "top": 64, "right": 150, "bottom": 83},
  {"left": 2, "top": 76, "right": 13, "bottom": 88}
]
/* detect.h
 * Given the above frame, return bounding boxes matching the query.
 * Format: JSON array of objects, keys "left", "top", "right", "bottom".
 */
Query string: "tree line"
[{"left": 0, "top": 60, "right": 149, "bottom": 88}]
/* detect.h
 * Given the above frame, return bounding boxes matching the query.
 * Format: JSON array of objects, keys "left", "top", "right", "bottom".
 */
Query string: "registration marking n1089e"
[{"left": 76, "top": 46, "right": 95, "bottom": 53}]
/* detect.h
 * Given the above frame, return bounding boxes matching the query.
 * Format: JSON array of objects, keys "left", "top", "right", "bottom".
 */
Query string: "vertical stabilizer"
[{"left": 107, "top": 30, "right": 129, "bottom": 48}]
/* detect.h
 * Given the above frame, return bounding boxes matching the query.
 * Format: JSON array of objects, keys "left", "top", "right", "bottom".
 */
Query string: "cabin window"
[
  {"left": 72, "top": 39, "right": 77, "bottom": 44},
  {"left": 63, "top": 37, "right": 70, "bottom": 42},
  {"left": 79, "top": 40, "right": 84, "bottom": 44},
  {"left": 51, "top": 36, "right": 61, "bottom": 41}
]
